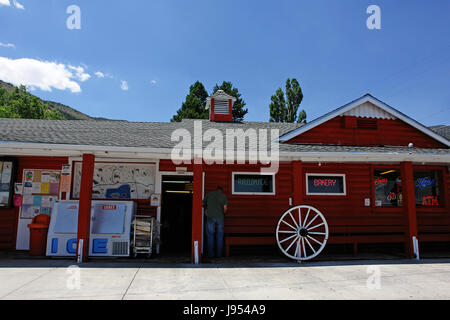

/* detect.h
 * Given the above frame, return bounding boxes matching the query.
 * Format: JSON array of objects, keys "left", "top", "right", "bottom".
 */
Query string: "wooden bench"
[{"left": 225, "top": 236, "right": 276, "bottom": 257}]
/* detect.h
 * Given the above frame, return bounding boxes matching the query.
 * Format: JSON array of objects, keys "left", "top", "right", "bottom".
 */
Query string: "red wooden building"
[{"left": 0, "top": 93, "right": 449, "bottom": 262}]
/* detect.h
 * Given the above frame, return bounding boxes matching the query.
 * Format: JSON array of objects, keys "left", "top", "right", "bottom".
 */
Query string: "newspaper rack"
[{"left": 131, "top": 215, "right": 157, "bottom": 258}]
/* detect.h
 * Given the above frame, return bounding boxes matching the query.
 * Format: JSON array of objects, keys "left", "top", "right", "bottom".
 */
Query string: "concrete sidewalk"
[{"left": 1, "top": 258, "right": 450, "bottom": 300}]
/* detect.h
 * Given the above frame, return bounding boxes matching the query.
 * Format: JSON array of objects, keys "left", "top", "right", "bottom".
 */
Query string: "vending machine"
[{"left": 46, "top": 200, "right": 135, "bottom": 257}]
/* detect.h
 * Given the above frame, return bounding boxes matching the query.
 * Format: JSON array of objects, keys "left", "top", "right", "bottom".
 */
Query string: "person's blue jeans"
[{"left": 206, "top": 217, "right": 224, "bottom": 258}]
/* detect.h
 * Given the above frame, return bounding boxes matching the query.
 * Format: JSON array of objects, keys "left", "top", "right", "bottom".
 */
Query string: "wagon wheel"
[{"left": 276, "top": 205, "right": 329, "bottom": 261}]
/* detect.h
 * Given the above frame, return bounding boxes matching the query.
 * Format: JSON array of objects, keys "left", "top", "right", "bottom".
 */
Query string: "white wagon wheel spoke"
[
  {"left": 307, "top": 222, "right": 325, "bottom": 231},
  {"left": 298, "top": 207, "right": 302, "bottom": 228},
  {"left": 288, "top": 212, "right": 299, "bottom": 229},
  {"left": 301, "top": 237, "right": 307, "bottom": 258},
  {"left": 309, "top": 232, "right": 327, "bottom": 236},
  {"left": 303, "top": 208, "right": 311, "bottom": 228},
  {"left": 285, "top": 235, "right": 299, "bottom": 252},
  {"left": 279, "top": 233, "right": 298, "bottom": 244},
  {"left": 304, "top": 237, "right": 316, "bottom": 254},
  {"left": 294, "top": 239, "right": 300, "bottom": 258},
  {"left": 276, "top": 205, "right": 329, "bottom": 261},
  {"left": 281, "top": 220, "right": 297, "bottom": 231},
  {"left": 307, "top": 235, "right": 325, "bottom": 246},
  {"left": 304, "top": 213, "right": 320, "bottom": 229}
]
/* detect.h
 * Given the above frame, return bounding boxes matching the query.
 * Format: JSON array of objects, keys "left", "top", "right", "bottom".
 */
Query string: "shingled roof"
[{"left": 0, "top": 118, "right": 303, "bottom": 148}]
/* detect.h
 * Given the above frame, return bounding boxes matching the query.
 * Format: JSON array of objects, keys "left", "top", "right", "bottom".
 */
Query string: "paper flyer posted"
[
  {"left": 32, "top": 207, "right": 41, "bottom": 217},
  {"left": 50, "top": 172, "right": 60, "bottom": 183},
  {"left": 14, "top": 183, "right": 23, "bottom": 195},
  {"left": 41, "top": 182, "right": 50, "bottom": 194},
  {"left": 20, "top": 205, "right": 33, "bottom": 219},
  {"left": 59, "top": 174, "right": 71, "bottom": 193},
  {"left": 22, "top": 195, "right": 33, "bottom": 205},
  {"left": 1, "top": 172, "right": 11, "bottom": 183},
  {"left": 0, "top": 183, "right": 9, "bottom": 192},
  {"left": 41, "top": 172, "right": 50, "bottom": 183},
  {"left": 32, "top": 195, "right": 42, "bottom": 207},
  {"left": 2, "top": 162, "right": 12, "bottom": 174},
  {"left": 24, "top": 171, "right": 34, "bottom": 182},
  {"left": 33, "top": 171, "right": 42, "bottom": 183},
  {"left": 41, "top": 196, "right": 50, "bottom": 207},
  {"left": 62, "top": 164, "right": 71, "bottom": 175},
  {"left": 0, "top": 192, "right": 9, "bottom": 205},
  {"left": 32, "top": 182, "right": 41, "bottom": 194},
  {"left": 23, "top": 182, "right": 33, "bottom": 195}
]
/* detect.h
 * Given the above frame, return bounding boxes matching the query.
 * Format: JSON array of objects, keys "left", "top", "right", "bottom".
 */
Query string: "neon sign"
[
  {"left": 422, "top": 196, "right": 439, "bottom": 206},
  {"left": 314, "top": 179, "right": 337, "bottom": 187},
  {"left": 415, "top": 177, "right": 436, "bottom": 190},
  {"left": 374, "top": 178, "right": 388, "bottom": 186}
]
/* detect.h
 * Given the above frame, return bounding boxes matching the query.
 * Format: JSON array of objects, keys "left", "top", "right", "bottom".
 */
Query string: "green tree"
[
  {"left": 0, "top": 85, "right": 65, "bottom": 120},
  {"left": 212, "top": 81, "right": 248, "bottom": 122},
  {"left": 269, "top": 78, "right": 306, "bottom": 123},
  {"left": 171, "top": 81, "right": 209, "bottom": 122}
]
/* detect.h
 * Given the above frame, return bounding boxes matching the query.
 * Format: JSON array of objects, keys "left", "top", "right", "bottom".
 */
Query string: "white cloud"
[
  {"left": 0, "top": 57, "right": 91, "bottom": 93},
  {"left": 95, "top": 71, "right": 105, "bottom": 78},
  {"left": 0, "top": 0, "right": 24, "bottom": 9},
  {"left": 0, "top": 42, "right": 15, "bottom": 48},
  {"left": 12, "top": 0, "right": 23, "bottom": 9},
  {"left": 120, "top": 80, "right": 129, "bottom": 91},
  {"left": 68, "top": 65, "right": 90, "bottom": 82},
  {"left": 150, "top": 79, "right": 157, "bottom": 84}
]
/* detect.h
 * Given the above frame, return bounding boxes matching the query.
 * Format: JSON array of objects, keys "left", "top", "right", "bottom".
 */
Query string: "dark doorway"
[{"left": 160, "top": 176, "right": 193, "bottom": 255}]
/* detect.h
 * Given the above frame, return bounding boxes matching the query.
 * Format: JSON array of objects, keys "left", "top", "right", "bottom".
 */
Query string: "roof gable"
[{"left": 278, "top": 94, "right": 450, "bottom": 147}]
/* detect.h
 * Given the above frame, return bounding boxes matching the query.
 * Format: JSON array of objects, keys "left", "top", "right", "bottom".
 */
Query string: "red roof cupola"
[{"left": 206, "top": 90, "right": 236, "bottom": 122}]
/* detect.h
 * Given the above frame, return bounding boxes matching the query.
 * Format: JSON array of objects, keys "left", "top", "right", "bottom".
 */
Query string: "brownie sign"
[{"left": 307, "top": 175, "right": 345, "bottom": 195}]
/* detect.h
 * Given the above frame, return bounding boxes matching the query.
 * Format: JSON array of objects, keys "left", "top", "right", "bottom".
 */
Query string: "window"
[
  {"left": 373, "top": 169, "right": 403, "bottom": 207},
  {"left": 232, "top": 173, "right": 275, "bottom": 195},
  {"left": 306, "top": 174, "right": 346, "bottom": 195},
  {"left": 414, "top": 170, "right": 442, "bottom": 207}
]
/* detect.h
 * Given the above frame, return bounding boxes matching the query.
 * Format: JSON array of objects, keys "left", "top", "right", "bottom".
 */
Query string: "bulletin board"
[
  {"left": 20, "top": 169, "right": 61, "bottom": 219},
  {"left": 0, "top": 159, "right": 15, "bottom": 208}
]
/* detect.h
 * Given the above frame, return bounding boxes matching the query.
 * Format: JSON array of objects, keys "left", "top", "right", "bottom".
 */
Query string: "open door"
[{"left": 160, "top": 176, "right": 193, "bottom": 255}]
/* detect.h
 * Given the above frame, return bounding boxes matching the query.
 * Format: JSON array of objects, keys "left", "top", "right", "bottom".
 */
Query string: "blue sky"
[{"left": 0, "top": 0, "right": 449, "bottom": 125}]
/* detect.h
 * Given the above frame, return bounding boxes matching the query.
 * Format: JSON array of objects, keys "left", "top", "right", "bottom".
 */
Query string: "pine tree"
[{"left": 171, "top": 81, "right": 209, "bottom": 122}]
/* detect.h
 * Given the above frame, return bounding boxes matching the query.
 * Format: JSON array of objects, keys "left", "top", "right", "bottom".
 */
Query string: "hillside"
[{"left": 0, "top": 80, "right": 105, "bottom": 120}]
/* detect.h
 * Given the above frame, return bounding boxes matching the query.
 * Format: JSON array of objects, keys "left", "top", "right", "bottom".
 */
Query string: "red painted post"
[
  {"left": 76, "top": 154, "right": 95, "bottom": 262},
  {"left": 210, "top": 98, "right": 215, "bottom": 122},
  {"left": 401, "top": 161, "right": 418, "bottom": 258},
  {"left": 293, "top": 161, "right": 303, "bottom": 206},
  {"left": 192, "top": 159, "right": 203, "bottom": 263}
]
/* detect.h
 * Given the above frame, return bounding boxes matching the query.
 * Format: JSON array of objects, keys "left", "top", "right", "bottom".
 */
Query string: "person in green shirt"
[{"left": 203, "top": 186, "right": 228, "bottom": 258}]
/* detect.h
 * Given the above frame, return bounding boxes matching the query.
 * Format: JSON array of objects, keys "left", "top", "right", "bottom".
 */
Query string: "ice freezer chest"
[{"left": 46, "top": 200, "right": 136, "bottom": 257}]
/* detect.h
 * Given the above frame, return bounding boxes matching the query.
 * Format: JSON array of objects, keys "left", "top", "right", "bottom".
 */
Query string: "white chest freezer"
[{"left": 46, "top": 200, "right": 135, "bottom": 257}]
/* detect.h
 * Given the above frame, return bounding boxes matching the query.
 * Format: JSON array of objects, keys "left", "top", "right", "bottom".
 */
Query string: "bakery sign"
[{"left": 306, "top": 174, "right": 346, "bottom": 195}]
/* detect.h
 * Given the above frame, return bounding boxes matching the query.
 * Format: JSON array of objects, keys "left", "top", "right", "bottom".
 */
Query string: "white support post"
[
  {"left": 412, "top": 236, "right": 420, "bottom": 260},
  {"left": 77, "top": 239, "right": 84, "bottom": 264},
  {"left": 194, "top": 241, "right": 199, "bottom": 265}
]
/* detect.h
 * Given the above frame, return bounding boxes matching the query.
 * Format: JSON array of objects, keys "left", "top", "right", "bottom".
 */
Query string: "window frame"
[
  {"left": 231, "top": 172, "right": 276, "bottom": 196},
  {"left": 305, "top": 173, "right": 347, "bottom": 196},
  {"left": 413, "top": 169, "right": 444, "bottom": 208}
]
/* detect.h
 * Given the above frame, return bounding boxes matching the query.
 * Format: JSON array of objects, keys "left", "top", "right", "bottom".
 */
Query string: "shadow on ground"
[{"left": 0, "top": 243, "right": 449, "bottom": 269}]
